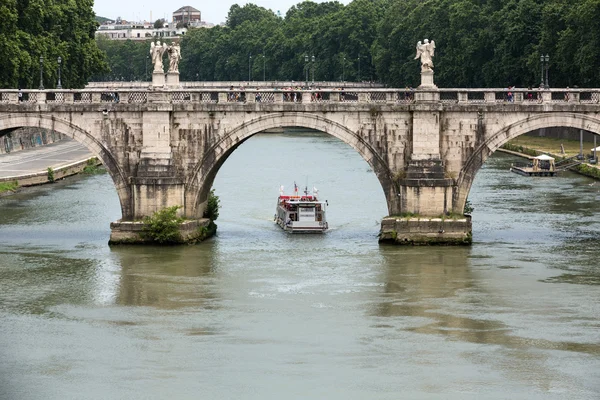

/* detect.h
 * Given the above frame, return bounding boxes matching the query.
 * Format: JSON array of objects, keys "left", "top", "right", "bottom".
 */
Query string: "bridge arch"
[
  {"left": 455, "top": 113, "right": 600, "bottom": 211},
  {"left": 0, "top": 113, "right": 131, "bottom": 219},
  {"left": 185, "top": 112, "right": 395, "bottom": 218}
]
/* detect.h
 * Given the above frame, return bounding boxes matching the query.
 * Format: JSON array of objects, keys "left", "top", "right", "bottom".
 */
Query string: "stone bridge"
[{"left": 1, "top": 86, "right": 599, "bottom": 243}]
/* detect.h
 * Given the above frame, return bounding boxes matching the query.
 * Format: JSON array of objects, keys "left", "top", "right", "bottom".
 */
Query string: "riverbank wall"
[
  {"left": 1, "top": 128, "right": 68, "bottom": 155},
  {"left": 0, "top": 158, "right": 101, "bottom": 196}
]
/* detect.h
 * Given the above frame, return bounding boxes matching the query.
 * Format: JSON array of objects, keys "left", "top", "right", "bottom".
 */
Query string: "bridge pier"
[{"left": 380, "top": 103, "right": 472, "bottom": 245}]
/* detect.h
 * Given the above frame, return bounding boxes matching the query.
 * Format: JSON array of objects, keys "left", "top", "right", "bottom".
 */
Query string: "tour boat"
[{"left": 274, "top": 185, "right": 328, "bottom": 233}]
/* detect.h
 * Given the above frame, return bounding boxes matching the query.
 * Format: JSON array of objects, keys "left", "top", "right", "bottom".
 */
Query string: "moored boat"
[{"left": 274, "top": 185, "right": 328, "bottom": 233}]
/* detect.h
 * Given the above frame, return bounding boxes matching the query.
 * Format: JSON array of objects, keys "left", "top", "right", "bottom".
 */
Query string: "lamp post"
[
  {"left": 357, "top": 54, "right": 361, "bottom": 82},
  {"left": 263, "top": 54, "right": 266, "bottom": 81},
  {"left": 342, "top": 56, "right": 346, "bottom": 82},
  {"left": 39, "top": 56, "right": 44, "bottom": 90},
  {"left": 248, "top": 54, "right": 252, "bottom": 81},
  {"left": 304, "top": 54, "right": 309, "bottom": 87},
  {"left": 311, "top": 55, "right": 315, "bottom": 84},
  {"left": 540, "top": 54, "right": 549, "bottom": 89},
  {"left": 544, "top": 54, "right": 550, "bottom": 89},
  {"left": 145, "top": 55, "right": 149, "bottom": 80},
  {"left": 57, "top": 56, "right": 62, "bottom": 89}
]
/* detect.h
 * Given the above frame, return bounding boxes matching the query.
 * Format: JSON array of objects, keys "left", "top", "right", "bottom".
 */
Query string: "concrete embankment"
[
  {"left": 0, "top": 158, "right": 100, "bottom": 188},
  {"left": 0, "top": 140, "right": 98, "bottom": 194}
]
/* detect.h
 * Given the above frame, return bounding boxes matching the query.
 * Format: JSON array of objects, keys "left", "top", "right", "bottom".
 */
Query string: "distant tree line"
[{"left": 3, "top": 0, "right": 600, "bottom": 89}]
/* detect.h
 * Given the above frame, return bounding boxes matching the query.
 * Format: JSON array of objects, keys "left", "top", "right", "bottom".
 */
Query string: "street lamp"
[
  {"left": 342, "top": 56, "right": 346, "bottom": 82},
  {"left": 540, "top": 54, "right": 550, "bottom": 89},
  {"left": 145, "top": 55, "right": 149, "bottom": 80},
  {"left": 311, "top": 55, "right": 315, "bottom": 84},
  {"left": 263, "top": 54, "right": 266, "bottom": 81},
  {"left": 304, "top": 54, "right": 309, "bottom": 87},
  {"left": 357, "top": 54, "right": 361, "bottom": 82},
  {"left": 57, "top": 56, "right": 62, "bottom": 89},
  {"left": 544, "top": 54, "right": 550, "bottom": 89},
  {"left": 39, "top": 56, "right": 44, "bottom": 90},
  {"left": 249, "top": 54, "right": 252, "bottom": 81}
]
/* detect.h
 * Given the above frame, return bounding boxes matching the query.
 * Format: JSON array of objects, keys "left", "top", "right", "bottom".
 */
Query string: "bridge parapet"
[{"left": 2, "top": 88, "right": 599, "bottom": 106}]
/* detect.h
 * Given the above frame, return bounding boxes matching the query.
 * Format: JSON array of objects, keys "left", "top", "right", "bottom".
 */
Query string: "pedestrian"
[{"left": 18, "top": 88, "right": 23, "bottom": 103}]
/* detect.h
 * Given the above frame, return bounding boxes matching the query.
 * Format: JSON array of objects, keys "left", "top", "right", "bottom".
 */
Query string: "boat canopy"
[{"left": 532, "top": 154, "right": 555, "bottom": 171}]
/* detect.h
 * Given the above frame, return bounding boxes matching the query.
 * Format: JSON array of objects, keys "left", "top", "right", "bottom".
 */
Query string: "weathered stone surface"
[{"left": 379, "top": 216, "right": 472, "bottom": 245}]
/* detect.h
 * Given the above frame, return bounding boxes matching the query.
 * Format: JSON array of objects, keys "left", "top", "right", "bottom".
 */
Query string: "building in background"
[
  {"left": 95, "top": 5, "right": 214, "bottom": 40},
  {"left": 173, "top": 6, "right": 201, "bottom": 26}
]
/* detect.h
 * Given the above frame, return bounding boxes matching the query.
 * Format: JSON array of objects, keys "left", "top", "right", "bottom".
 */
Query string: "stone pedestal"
[
  {"left": 152, "top": 72, "right": 165, "bottom": 88},
  {"left": 418, "top": 69, "right": 436, "bottom": 88},
  {"left": 166, "top": 72, "right": 180, "bottom": 88}
]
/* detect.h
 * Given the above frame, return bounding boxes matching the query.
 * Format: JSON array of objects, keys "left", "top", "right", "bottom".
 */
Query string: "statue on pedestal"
[
  {"left": 414, "top": 39, "right": 436, "bottom": 71},
  {"left": 168, "top": 44, "right": 182, "bottom": 73},
  {"left": 150, "top": 40, "right": 168, "bottom": 73}
]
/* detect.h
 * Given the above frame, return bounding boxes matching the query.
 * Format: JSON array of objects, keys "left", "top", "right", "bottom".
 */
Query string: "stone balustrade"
[{"left": 1, "top": 88, "right": 598, "bottom": 105}]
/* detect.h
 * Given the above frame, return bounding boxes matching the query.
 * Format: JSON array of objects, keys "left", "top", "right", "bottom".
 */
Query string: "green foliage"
[
  {"left": 83, "top": 157, "right": 101, "bottom": 174},
  {"left": 204, "top": 189, "right": 220, "bottom": 221},
  {"left": 0, "top": 0, "right": 108, "bottom": 88},
  {"left": 93, "top": 37, "right": 154, "bottom": 81},
  {"left": 0, "top": 181, "right": 18, "bottom": 194},
  {"left": 94, "top": 0, "right": 600, "bottom": 87},
  {"left": 154, "top": 19, "right": 165, "bottom": 29},
  {"left": 501, "top": 142, "right": 540, "bottom": 157},
  {"left": 142, "top": 205, "right": 185, "bottom": 244},
  {"left": 47, "top": 167, "right": 55, "bottom": 182},
  {"left": 196, "top": 221, "right": 217, "bottom": 241},
  {"left": 575, "top": 164, "right": 600, "bottom": 180},
  {"left": 463, "top": 200, "right": 474, "bottom": 215}
]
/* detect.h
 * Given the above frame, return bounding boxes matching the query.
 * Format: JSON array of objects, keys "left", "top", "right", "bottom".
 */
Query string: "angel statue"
[
  {"left": 414, "top": 39, "right": 436, "bottom": 71},
  {"left": 168, "top": 44, "right": 182, "bottom": 73},
  {"left": 150, "top": 40, "right": 168, "bottom": 73}
]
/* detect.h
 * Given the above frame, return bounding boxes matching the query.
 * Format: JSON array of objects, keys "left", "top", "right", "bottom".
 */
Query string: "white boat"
[{"left": 274, "top": 185, "right": 328, "bottom": 233}]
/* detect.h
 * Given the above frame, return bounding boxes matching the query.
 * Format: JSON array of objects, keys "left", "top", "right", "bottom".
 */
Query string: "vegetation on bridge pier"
[{"left": 111, "top": 190, "right": 221, "bottom": 245}]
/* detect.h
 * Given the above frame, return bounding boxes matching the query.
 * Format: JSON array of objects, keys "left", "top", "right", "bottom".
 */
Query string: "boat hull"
[{"left": 275, "top": 216, "right": 328, "bottom": 233}]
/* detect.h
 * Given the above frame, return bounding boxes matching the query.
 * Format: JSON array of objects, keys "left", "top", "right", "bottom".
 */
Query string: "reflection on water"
[
  {"left": 112, "top": 244, "right": 220, "bottom": 309},
  {"left": 0, "top": 134, "right": 599, "bottom": 399}
]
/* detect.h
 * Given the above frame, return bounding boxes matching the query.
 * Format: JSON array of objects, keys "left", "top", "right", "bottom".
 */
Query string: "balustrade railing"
[{"left": 1, "top": 88, "right": 600, "bottom": 106}]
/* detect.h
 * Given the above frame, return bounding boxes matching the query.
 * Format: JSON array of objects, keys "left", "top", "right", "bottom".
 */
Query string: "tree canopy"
[
  {"left": 0, "top": 0, "right": 108, "bottom": 89},
  {"left": 6, "top": 0, "right": 599, "bottom": 88}
]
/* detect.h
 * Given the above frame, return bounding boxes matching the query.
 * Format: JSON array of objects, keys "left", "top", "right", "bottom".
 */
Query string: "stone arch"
[
  {"left": 185, "top": 112, "right": 394, "bottom": 218},
  {"left": 454, "top": 112, "right": 600, "bottom": 211},
  {"left": 0, "top": 113, "right": 131, "bottom": 219}
]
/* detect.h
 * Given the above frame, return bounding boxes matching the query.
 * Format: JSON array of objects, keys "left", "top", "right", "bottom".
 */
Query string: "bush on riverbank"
[
  {"left": 0, "top": 181, "right": 18, "bottom": 194},
  {"left": 574, "top": 164, "right": 600, "bottom": 179},
  {"left": 47, "top": 167, "right": 55, "bottom": 182},
  {"left": 83, "top": 157, "right": 103, "bottom": 174}
]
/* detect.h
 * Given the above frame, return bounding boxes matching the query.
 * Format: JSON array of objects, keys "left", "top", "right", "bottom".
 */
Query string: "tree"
[
  {"left": 0, "top": 0, "right": 108, "bottom": 88},
  {"left": 154, "top": 18, "right": 165, "bottom": 29}
]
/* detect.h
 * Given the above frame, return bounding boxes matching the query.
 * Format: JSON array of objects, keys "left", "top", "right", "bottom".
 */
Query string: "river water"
[{"left": 0, "top": 131, "right": 599, "bottom": 399}]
